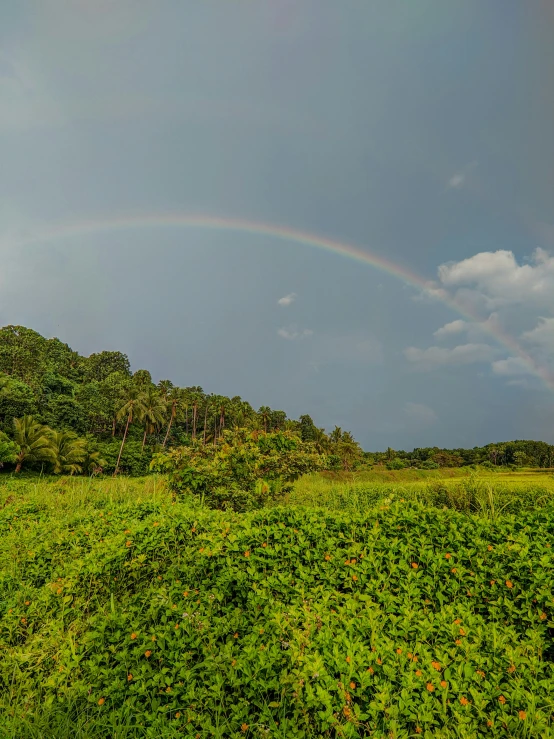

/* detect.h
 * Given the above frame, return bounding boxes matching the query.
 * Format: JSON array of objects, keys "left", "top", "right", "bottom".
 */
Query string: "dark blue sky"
[{"left": 1, "top": 1, "right": 553, "bottom": 449}]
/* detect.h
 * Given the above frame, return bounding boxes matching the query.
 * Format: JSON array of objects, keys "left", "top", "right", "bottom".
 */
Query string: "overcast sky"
[{"left": 1, "top": 1, "right": 554, "bottom": 450}]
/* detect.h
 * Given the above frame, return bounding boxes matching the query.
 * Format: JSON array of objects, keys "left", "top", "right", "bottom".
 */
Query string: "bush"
[
  {"left": 386, "top": 457, "right": 407, "bottom": 470},
  {"left": 152, "top": 429, "right": 325, "bottom": 510}
]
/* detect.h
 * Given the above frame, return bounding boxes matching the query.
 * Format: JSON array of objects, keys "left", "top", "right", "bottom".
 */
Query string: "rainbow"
[{"left": 11, "top": 212, "right": 554, "bottom": 391}]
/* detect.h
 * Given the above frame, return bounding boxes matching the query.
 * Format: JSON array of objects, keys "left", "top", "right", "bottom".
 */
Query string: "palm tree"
[
  {"left": 258, "top": 406, "right": 271, "bottom": 433},
  {"left": 140, "top": 387, "right": 166, "bottom": 452},
  {"left": 13, "top": 415, "right": 54, "bottom": 473},
  {"left": 114, "top": 387, "right": 147, "bottom": 476},
  {"left": 162, "top": 387, "right": 184, "bottom": 448},
  {"left": 50, "top": 431, "right": 87, "bottom": 475}
]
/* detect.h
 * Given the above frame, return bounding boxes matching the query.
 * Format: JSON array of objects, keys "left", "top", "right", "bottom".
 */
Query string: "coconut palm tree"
[
  {"left": 13, "top": 415, "right": 55, "bottom": 473},
  {"left": 50, "top": 431, "right": 87, "bottom": 475},
  {"left": 162, "top": 387, "right": 185, "bottom": 448},
  {"left": 140, "top": 386, "right": 166, "bottom": 451},
  {"left": 114, "top": 387, "right": 147, "bottom": 476}
]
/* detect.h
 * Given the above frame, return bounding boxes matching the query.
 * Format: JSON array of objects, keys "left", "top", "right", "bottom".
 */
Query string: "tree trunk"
[
  {"left": 141, "top": 427, "right": 148, "bottom": 452},
  {"left": 185, "top": 404, "right": 188, "bottom": 434},
  {"left": 192, "top": 404, "right": 197, "bottom": 440},
  {"left": 163, "top": 412, "right": 174, "bottom": 448},
  {"left": 112, "top": 416, "right": 116, "bottom": 437},
  {"left": 114, "top": 413, "right": 131, "bottom": 476},
  {"left": 203, "top": 404, "right": 209, "bottom": 445},
  {"left": 15, "top": 460, "right": 22, "bottom": 474}
]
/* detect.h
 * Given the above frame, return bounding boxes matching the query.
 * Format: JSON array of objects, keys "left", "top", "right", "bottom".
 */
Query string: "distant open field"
[{"left": 1, "top": 472, "right": 553, "bottom": 738}]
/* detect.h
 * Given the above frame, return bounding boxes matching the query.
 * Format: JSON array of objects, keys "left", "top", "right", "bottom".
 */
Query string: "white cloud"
[
  {"left": 522, "top": 317, "right": 554, "bottom": 353},
  {"left": 448, "top": 173, "right": 465, "bottom": 188},
  {"left": 404, "top": 402, "right": 438, "bottom": 425},
  {"left": 491, "top": 357, "right": 532, "bottom": 377},
  {"left": 436, "top": 248, "right": 554, "bottom": 309},
  {"left": 277, "top": 326, "right": 313, "bottom": 340},
  {"left": 404, "top": 343, "right": 496, "bottom": 370},
  {"left": 277, "top": 293, "right": 296, "bottom": 307},
  {"left": 447, "top": 160, "right": 477, "bottom": 189},
  {"left": 433, "top": 319, "right": 468, "bottom": 339}
]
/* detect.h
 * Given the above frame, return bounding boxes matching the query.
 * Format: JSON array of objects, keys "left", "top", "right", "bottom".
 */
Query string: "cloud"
[
  {"left": 491, "top": 357, "right": 532, "bottom": 377},
  {"left": 448, "top": 173, "right": 465, "bottom": 188},
  {"left": 446, "top": 160, "right": 477, "bottom": 189},
  {"left": 277, "top": 325, "right": 313, "bottom": 340},
  {"left": 404, "top": 343, "right": 496, "bottom": 370},
  {"left": 433, "top": 319, "right": 468, "bottom": 339},
  {"left": 436, "top": 248, "right": 554, "bottom": 309},
  {"left": 404, "top": 402, "right": 438, "bottom": 425},
  {"left": 522, "top": 317, "right": 554, "bottom": 353},
  {"left": 277, "top": 292, "right": 296, "bottom": 306}
]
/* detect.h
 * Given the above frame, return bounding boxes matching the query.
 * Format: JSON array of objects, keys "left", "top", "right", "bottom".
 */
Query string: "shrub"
[{"left": 152, "top": 429, "right": 325, "bottom": 510}]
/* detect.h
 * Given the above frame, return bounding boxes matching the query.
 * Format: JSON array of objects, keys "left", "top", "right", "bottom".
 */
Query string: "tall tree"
[
  {"left": 114, "top": 388, "right": 146, "bottom": 476},
  {"left": 140, "top": 387, "right": 166, "bottom": 452},
  {"left": 162, "top": 387, "right": 184, "bottom": 448}
]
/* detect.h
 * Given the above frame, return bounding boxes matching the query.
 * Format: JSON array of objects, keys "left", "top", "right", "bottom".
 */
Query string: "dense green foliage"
[
  {"left": 153, "top": 429, "right": 325, "bottom": 510},
  {"left": 0, "top": 475, "right": 553, "bottom": 738},
  {"left": 369, "top": 441, "right": 554, "bottom": 469},
  {"left": 0, "top": 325, "right": 362, "bottom": 476}
]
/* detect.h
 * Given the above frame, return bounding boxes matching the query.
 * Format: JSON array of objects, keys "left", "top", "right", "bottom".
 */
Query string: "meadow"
[{"left": 1, "top": 471, "right": 553, "bottom": 738}]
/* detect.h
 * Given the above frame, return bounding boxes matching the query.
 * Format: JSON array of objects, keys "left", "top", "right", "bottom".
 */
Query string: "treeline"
[
  {"left": 0, "top": 325, "right": 362, "bottom": 475},
  {"left": 368, "top": 441, "right": 554, "bottom": 469}
]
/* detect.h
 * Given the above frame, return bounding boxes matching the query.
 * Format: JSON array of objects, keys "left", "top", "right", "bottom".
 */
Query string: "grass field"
[{"left": 1, "top": 472, "right": 553, "bottom": 738}]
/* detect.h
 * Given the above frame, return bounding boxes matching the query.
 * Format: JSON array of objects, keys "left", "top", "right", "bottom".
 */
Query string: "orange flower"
[
  {"left": 24, "top": 600, "right": 30, "bottom": 605},
  {"left": 426, "top": 683, "right": 435, "bottom": 692},
  {"left": 244, "top": 551, "right": 250, "bottom": 558},
  {"left": 431, "top": 661, "right": 441, "bottom": 670},
  {"left": 487, "top": 720, "right": 493, "bottom": 727},
  {"left": 539, "top": 612, "right": 547, "bottom": 620},
  {"left": 124, "top": 529, "right": 131, "bottom": 534},
  {"left": 498, "top": 695, "right": 506, "bottom": 704},
  {"left": 151, "top": 635, "right": 156, "bottom": 641},
  {"left": 324, "top": 554, "right": 331, "bottom": 561},
  {"left": 144, "top": 650, "right": 152, "bottom": 658},
  {"left": 455, "top": 639, "right": 462, "bottom": 646},
  {"left": 349, "top": 681, "right": 356, "bottom": 690},
  {"left": 518, "top": 711, "right": 526, "bottom": 721},
  {"left": 415, "top": 670, "right": 422, "bottom": 677},
  {"left": 262, "top": 542, "right": 267, "bottom": 548},
  {"left": 396, "top": 648, "right": 403, "bottom": 655},
  {"left": 454, "top": 619, "right": 461, "bottom": 625},
  {"left": 175, "top": 712, "right": 181, "bottom": 719},
  {"left": 415, "top": 728, "right": 422, "bottom": 735},
  {"left": 445, "top": 553, "right": 451, "bottom": 559},
  {"left": 98, "top": 698, "right": 105, "bottom": 705},
  {"left": 487, "top": 545, "right": 493, "bottom": 551},
  {"left": 411, "top": 562, "right": 419, "bottom": 569},
  {"left": 175, "top": 623, "right": 179, "bottom": 630},
  {"left": 407, "top": 652, "right": 413, "bottom": 659},
  {"left": 367, "top": 666, "right": 374, "bottom": 674},
  {"left": 241, "top": 724, "right": 249, "bottom": 732},
  {"left": 183, "top": 591, "right": 189, "bottom": 597},
  {"left": 459, "top": 628, "right": 466, "bottom": 636},
  {"left": 451, "top": 568, "right": 457, "bottom": 574},
  {"left": 127, "top": 673, "right": 133, "bottom": 681},
  {"left": 352, "top": 575, "right": 358, "bottom": 581},
  {"left": 21, "top": 618, "right": 27, "bottom": 624},
  {"left": 125, "top": 540, "right": 132, "bottom": 547},
  {"left": 440, "top": 680, "right": 447, "bottom": 689},
  {"left": 346, "top": 656, "right": 351, "bottom": 663},
  {"left": 476, "top": 670, "right": 485, "bottom": 678},
  {"left": 234, "top": 633, "right": 238, "bottom": 639},
  {"left": 377, "top": 658, "right": 382, "bottom": 665},
  {"left": 231, "top": 659, "right": 236, "bottom": 667},
  {"left": 130, "top": 633, "right": 137, "bottom": 640},
  {"left": 459, "top": 696, "right": 469, "bottom": 706},
  {"left": 153, "top": 522, "right": 159, "bottom": 527},
  {"left": 506, "top": 580, "right": 513, "bottom": 588},
  {"left": 490, "top": 580, "right": 496, "bottom": 586},
  {"left": 507, "top": 665, "right": 515, "bottom": 673}
]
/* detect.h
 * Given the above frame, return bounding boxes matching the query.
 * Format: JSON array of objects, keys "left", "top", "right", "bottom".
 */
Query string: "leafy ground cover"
[{"left": 0, "top": 475, "right": 553, "bottom": 738}]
